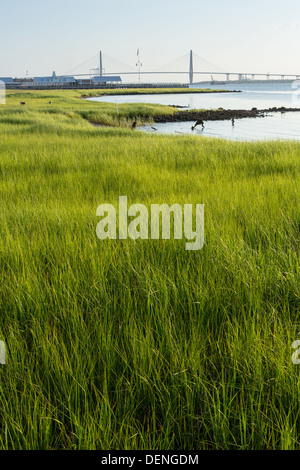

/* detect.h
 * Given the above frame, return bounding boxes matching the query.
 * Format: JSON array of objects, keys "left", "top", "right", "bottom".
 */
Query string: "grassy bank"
[
  {"left": 4, "top": 89, "right": 179, "bottom": 127},
  {"left": 0, "top": 90, "right": 299, "bottom": 450},
  {"left": 81, "top": 87, "right": 230, "bottom": 97},
  {"left": 3, "top": 88, "right": 231, "bottom": 127}
]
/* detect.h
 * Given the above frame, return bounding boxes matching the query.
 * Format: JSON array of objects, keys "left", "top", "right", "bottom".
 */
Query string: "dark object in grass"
[{"left": 20, "top": 102, "right": 26, "bottom": 105}]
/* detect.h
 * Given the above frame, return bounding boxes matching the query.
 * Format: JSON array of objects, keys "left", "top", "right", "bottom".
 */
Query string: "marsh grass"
[
  {"left": 82, "top": 87, "right": 226, "bottom": 96},
  {"left": 0, "top": 90, "right": 299, "bottom": 449}
]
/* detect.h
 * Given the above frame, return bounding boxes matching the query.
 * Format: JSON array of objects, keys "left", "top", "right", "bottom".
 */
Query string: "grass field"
[{"left": 0, "top": 89, "right": 299, "bottom": 450}]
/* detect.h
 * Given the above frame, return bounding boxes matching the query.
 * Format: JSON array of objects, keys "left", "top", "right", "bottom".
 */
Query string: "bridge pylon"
[{"left": 189, "top": 50, "right": 193, "bottom": 85}]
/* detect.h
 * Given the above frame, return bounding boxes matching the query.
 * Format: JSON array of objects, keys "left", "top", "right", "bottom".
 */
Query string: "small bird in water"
[
  {"left": 232, "top": 117, "right": 235, "bottom": 126},
  {"left": 191, "top": 119, "right": 205, "bottom": 131},
  {"left": 131, "top": 119, "right": 137, "bottom": 130}
]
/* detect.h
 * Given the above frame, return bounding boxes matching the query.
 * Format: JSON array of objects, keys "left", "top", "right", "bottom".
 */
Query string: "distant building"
[
  {"left": 0, "top": 77, "right": 14, "bottom": 84},
  {"left": 1, "top": 71, "right": 123, "bottom": 89},
  {"left": 33, "top": 71, "right": 76, "bottom": 87},
  {"left": 93, "top": 75, "right": 122, "bottom": 85},
  {"left": 76, "top": 79, "right": 92, "bottom": 86}
]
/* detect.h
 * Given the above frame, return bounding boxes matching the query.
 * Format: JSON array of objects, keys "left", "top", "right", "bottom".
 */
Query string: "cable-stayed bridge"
[{"left": 64, "top": 51, "right": 300, "bottom": 84}]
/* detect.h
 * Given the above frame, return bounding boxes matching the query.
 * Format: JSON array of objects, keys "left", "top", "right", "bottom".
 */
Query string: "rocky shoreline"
[{"left": 154, "top": 106, "right": 300, "bottom": 123}]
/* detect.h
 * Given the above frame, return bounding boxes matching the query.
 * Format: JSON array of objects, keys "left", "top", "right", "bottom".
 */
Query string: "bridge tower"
[
  {"left": 99, "top": 51, "right": 103, "bottom": 77},
  {"left": 189, "top": 50, "right": 193, "bottom": 85}
]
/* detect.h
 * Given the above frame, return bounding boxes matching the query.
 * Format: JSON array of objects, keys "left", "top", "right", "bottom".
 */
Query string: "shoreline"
[
  {"left": 153, "top": 106, "right": 300, "bottom": 123},
  {"left": 82, "top": 89, "right": 240, "bottom": 99}
]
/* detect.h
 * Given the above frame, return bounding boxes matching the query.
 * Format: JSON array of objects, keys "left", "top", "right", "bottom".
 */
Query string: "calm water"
[
  {"left": 139, "top": 113, "right": 300, "bottom": 142},
  {"left": 88, "top": 82, "right": 300, "bottom": 141}
]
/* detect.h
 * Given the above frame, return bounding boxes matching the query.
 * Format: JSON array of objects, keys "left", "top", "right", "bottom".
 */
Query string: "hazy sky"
[{"left": 1, "top": 0, "right": 300, "bottom": 80}]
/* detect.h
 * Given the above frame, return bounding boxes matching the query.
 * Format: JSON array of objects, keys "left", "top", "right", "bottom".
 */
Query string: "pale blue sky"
[{"left": 1, "top": 0, "right": 300, "bottom": 80}]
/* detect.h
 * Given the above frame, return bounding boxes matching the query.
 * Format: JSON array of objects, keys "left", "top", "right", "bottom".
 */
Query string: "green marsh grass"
[{"left": 0, "top": 90, "right": 299, "bottom": 449}]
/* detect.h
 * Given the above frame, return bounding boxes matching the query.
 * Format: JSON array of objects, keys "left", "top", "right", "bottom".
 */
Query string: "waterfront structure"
[
  {"left": 93, "top": 75, "right": 122, "bottom": 85},
  {"left": 33, "top": 71, "right": 76, "bottom": 87},
  {"left": 0, "top": 77, "right": 14, "bottom": 84}
]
